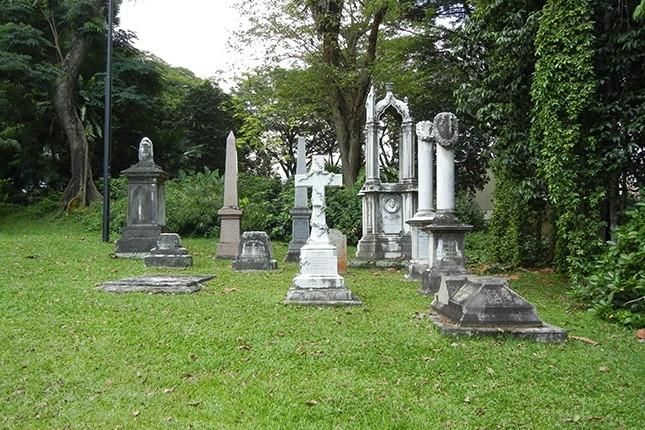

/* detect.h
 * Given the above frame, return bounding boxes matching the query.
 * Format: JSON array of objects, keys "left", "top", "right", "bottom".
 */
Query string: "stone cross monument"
[
  {"left": 285, "top": 156, "right": 361, "bottom": 306},
  {"left": 115, "top": 137, "right": 167, "bottom": 258},
  {"left": 420, "top": 113, "right": 471, "bottom": 295},
  {"left": 406, "top": 121, "right": 435, "bottom": 279},
  {"left": 285, "top": 136, "right": 312, "bottom": 262},
  {"left": 216, "top": 131, "right": 243, "bottom": 259}
]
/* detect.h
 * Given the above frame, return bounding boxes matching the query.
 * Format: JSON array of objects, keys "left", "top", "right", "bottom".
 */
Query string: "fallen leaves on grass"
[
  {"left": 636, "top": 328, "right": 645, "bottom": 341},
  {"left": 163, "top": 386, "right": 176, "bottom": 394},
  {"left": 570, "top": 335, "right": 599, "bottom": 346},
  {"left": 306, "top": 399, "right": 319, "bottom": 406},
  {"left": 186, "top": 400, "right": 201, "bottom": 407},
  {"left": 222, "top": 288, "right": 238, "bottom": 294},
  {"left": 598, "top": 366, "right": 609, "bottom": 373},
  {"left": 132, "top": 410, "right": 140, "bottom": 417}
]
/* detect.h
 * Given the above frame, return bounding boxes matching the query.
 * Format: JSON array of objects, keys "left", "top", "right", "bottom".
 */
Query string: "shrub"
[
  {"left": 571, "top": 202, "right": 645, "bottom": 328},
  {"left": 455, "top": 193, "right": 486, "bottom": 231}
]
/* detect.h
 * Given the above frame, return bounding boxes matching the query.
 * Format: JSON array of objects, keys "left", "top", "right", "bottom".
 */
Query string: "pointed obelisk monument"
[
  {"left": 216, "top": 132, "right": 243, "bottom": 259},
  {"left": 285, "top": 136, "right": 312, "bottom": 262},
  {"left": 285, "top": 156, "right": 361, "bottom": 306}
]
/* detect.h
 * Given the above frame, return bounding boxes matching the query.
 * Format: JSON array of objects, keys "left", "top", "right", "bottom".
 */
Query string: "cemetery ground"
[{"left": 1, "top": 210, "right": 643, "bottom": 430}]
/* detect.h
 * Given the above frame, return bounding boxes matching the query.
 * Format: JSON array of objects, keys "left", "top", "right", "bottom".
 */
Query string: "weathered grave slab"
[
  {"left": 98, "top": 275, "right": 214, "bottom": 294},
  {"left": 429, "top": 275, "right": 567, "bottom": 342}
]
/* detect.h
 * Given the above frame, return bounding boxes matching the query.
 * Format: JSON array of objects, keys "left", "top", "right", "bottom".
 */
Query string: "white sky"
[{"left": 118, "top": 0, "right": 256, "bottom": 90}]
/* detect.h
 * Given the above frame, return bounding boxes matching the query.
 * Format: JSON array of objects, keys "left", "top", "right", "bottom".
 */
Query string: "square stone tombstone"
[
  {"left": 328, "top": 228, "right": 347, "bottom": 274},
  {"left": 144, "top": 233, "right": 192, "bottom": 268},
  {"left": 232, "top": 231, "right": 277, "bottom": 271}
]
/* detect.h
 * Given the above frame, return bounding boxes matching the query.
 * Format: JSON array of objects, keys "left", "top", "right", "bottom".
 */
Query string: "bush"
[
  {"left": 326, "top": 181, "right": 362, "bottom": 244},
  {"left": 239, "top": 174, "right": 291, "bottom": 240},
  {"left": 455, "top": 193, "right": 486, "bottom": 231},
  {"left": 571, "top": 202, "right": 645, "bottom": 328}
]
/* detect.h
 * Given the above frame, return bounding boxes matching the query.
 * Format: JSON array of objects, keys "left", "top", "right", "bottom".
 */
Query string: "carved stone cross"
[{"left": 294, "top": 155, "right": 342, "bottom": 244}]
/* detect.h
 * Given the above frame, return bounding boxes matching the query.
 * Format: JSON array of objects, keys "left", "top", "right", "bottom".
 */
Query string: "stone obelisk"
[
  {"left": 285, "top": 137, "right": 312, "bottom": 262},
  {"left": 216, "top": 131, "right": 243, "bottom": 259}
]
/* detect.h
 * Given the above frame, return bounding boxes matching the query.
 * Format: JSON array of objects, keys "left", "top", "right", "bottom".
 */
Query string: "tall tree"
[{"left": 234, "top": 0, "right": 396, "bottom": 187}]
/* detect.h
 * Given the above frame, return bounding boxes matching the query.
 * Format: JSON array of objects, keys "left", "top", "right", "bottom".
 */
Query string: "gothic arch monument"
[{"left": 354, "top": 84, "right": 417, "bottom": 264}]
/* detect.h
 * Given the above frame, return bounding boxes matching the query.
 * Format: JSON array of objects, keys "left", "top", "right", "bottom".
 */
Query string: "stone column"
[
  {"left": 421, "top": 113, "right": 472, "bottom": 295},
  {"left": 405, "top": 121, "right": 435, "bottom": 280},
  {"left": 434, "top": 112, "right": 458, "bottom": 218},
  {"left": 216, "top": 131, "right": 243, "bottom": 259},
  {"left": 286, "top": 137, "right": 312, "bottom": 262},
  {"left": 364, "top": 86, "right": 380, "bottom": 184}
]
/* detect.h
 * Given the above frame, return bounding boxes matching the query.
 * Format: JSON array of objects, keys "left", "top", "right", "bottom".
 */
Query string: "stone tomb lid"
[
  {"left": 98, "top": 275, "right": 214, "bottom": 294},
  {"left": 434, "top": 276, "right": 542, "bottom": 327}
]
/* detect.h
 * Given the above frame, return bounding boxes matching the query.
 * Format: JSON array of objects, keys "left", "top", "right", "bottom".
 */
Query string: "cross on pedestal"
[{"left": 294, "top": 155, "right": 342, "bottom": 244}]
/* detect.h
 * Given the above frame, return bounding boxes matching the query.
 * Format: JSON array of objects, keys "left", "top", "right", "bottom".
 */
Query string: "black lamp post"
[{"left": 102, "top": 0, "right": 113, "bottom": 242}]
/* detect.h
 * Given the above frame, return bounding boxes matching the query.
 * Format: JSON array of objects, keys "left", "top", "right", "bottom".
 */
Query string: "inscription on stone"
[
  {"left": 381, "top": 196, "right": 402, "bottom": 234},
  {"left": 418, "top": 230, "right": 429, "bottom": 260},
  {"left": 300, "top": 250, "right": 337, "bottom": 275},
  {"left": 437, "top": 239, "right": 461, "bottom": 260}
]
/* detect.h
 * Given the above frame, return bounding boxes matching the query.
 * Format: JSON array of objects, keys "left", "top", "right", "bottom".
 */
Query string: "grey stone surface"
[
  {"left": 216, "top": 132, "right": 242, "bottom": 259},
  {"left": 144, "top": 233, "right": 192, "bottom": 268},
  {"left": 356, "top": 84, "right": 417, "bottom": 264},
  {"left": 286, "top": 137, "right": 311, "bottom": 262},
  {"left": 232, "top": 231, "right": 277, "bottom": 271},
  {"left": 286, "top": 156, "right": 361, "bottom": 306},
  {"left": 328, "top": 229, "right": 347, "bottom": 274},
  {"left": 420, "top": 221, "right": 472, "bottom": 295},
  {"left": 428, "top": 275, "right": 567, "bottom": 342},
  {"left": 98, "top": 275, "right": 214, "bottom": 294},
  {"left": 115, "top": 137, "right": 168, "bottom": 258}
]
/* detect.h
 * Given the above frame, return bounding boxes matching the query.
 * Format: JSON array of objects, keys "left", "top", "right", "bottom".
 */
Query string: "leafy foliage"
[{"left": 571, "top": 203, "right": 645, "bottom": 327}]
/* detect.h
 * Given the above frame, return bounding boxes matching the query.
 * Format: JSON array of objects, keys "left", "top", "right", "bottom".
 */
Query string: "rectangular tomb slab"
[{"left": 98, "top": 275, "right": 214, "bottom": 294}]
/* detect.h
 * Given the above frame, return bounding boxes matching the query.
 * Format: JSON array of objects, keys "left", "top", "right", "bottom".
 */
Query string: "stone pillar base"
[
  {"left": 115, "top": 225, "right": 163, "bottom": 258},
  {"left": 355, "top": 233, "right": 411, "bottom": 261},
  {"left": 285, "top": 207, "right": 311, "bottom": 262},
  {"left": 216, "top": 207, "right": 242, "bottom": 259},
  {"left": 286, "top": 243, "right": 361, "bottom": 306}
]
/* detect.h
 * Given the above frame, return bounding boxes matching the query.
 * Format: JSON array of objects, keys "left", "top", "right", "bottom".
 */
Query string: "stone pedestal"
[
  {"left": 232, "top": 231, "right": 277, "bottom": 271},
  {"left": 406, "top": 217, "right": 433, "bottom": 280},
  {"left": 286, "top": 244, "right": 361, "bottom": 305},
  {"left": 286, "top": 137, "right": 311, "bottom": 262},
  {"left": 144, "top": 233, "right": 192, "bottom": 268},
  {"left": 217, "top": 207, "right": 242, "bottom": 259},
  {"left": 216, "top": 132, "right": 242, "bottom": 259},
  {"left": 115, "top": 137, "right": 167, "bottom": 258},
  {"left": 420, "top": 221, "right": 472, "bottom": 295},
  {"left": 429, "top": 276, "right": 567, "bottom": 342}
]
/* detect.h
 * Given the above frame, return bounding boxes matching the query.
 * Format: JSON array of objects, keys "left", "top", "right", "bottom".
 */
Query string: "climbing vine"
[{"left": 530, "top": 0, "right": 604, "bottom": 279}]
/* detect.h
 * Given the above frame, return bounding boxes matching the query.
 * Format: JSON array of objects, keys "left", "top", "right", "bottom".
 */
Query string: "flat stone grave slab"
[
  {"left": 429, "top": 312, "right": 567, "bottom": 343},
  {"left": 98, "top": 275, "right": 214, "bottom": 294}
]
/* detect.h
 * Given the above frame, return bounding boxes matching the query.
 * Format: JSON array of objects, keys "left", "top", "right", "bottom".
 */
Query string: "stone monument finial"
[
  {"left": 385, "top": 82, "right": 394, "bottom": 94},
  {"left": 433, "top": 112, "right": 459, "bottom": 148},
  {"left": 416, "top": 121, "right": 433, "bottom": 142},
  {"left": 138, "top": 137, "right": 154, "bottom": 163}
]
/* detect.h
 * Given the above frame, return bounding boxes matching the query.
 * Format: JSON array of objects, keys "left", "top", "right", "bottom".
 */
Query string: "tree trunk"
[
  {"left": 52, "top": 3, "right": 103, "bottom": 212},
  {"left": 308, "top": 0, "right": 387, "bottom": 188}
]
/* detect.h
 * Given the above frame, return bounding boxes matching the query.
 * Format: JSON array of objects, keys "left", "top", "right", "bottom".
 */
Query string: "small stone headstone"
[
  {"left": 232, "top": 231, "right": 277, "bottom": 271},
  {"left": 144, "top": 233, "right": 192, "bottom": 268},
  {"left": 328, "top": 229, "right": 347, "bottom": 274}
]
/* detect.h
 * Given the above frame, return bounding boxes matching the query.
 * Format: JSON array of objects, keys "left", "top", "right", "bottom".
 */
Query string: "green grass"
[{"left": 0, "top": 211, "right": 643, "bottom": 429}]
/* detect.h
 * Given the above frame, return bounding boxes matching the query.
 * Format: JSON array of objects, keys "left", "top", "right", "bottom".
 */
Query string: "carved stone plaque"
[{"left": 381, "top": 195, "right": 402, "bottom": 234}]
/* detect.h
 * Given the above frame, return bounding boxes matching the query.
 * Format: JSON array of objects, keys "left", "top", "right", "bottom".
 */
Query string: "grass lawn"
[{"left": 1, "top": 209, "right": 643, "bottom": 429}]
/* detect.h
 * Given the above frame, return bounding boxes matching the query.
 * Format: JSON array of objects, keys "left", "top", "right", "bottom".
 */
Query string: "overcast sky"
[{"left": 118, "top": 0, "right": 255, "bottom": 89}]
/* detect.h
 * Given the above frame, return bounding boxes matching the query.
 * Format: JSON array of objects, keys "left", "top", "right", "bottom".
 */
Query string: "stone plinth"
[
  {"left": 232, "top": 231, "right": 277, "bottom": 271},
  {"left": 285, "top": 208, "right": 311, "bottom": 262},
  {"left": 420, "top": 220, "right": 472, "bottom": 295},
  {"left": 429, "top": 276, "right": 567, "bottom": 342},
  {"left": 144, "top": 233, "right": 192, "bottom": 268},
  {"left": 286, "top": 137, "right": 311, "bottom": 262},
  {"left": 216, "top": 207, "right": 243, "bottom": 259},
  {"left": 115, "top": 137, "right": 167, "bottom": 258},
  {"left": 98, "top": 275, "right": 214, "bottom": 294},
  {"left": 405, "top": 216, "right": 433, "bottom": 280},
  {"left": 286, "top": 244, "right": 361, "bottom": 305}
]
